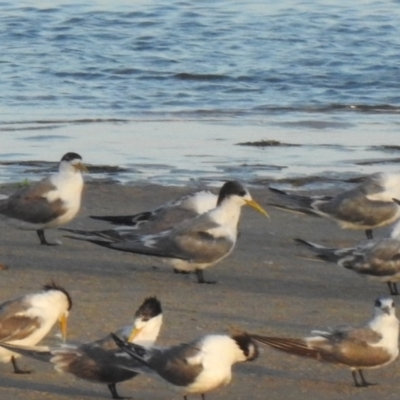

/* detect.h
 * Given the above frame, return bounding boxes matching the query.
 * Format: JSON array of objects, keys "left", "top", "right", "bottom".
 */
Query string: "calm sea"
[{"left": 1, "top": 0, "right": 400, "bottom": 187}]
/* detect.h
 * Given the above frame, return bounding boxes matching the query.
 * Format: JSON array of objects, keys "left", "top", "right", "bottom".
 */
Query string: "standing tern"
[
  {"left": 112, "top": 329, "right": 259, "bottom": 399},
  {"left": 0, "top": 152, "right": 86, "bottom": 245},
  {"left": 0, "top": 296, "right": 162, "bottom": 399},
  {"left": 269, "top": 172, "right": 400, "bottom": 239},
  {"left": 294, "top": 220, "right": 400, "bottom": 295},
  {"left": 90, "top": 190, "right": 218, "bottom": 234},
  {"left": 66, "top": 181, "right": 269, "bottom": 284},
  {"left": 0, "top": 282, "right": 72, "bottom": 373},
  {"left": 252, "top": 297, "right": 399, "bottom": 387}
]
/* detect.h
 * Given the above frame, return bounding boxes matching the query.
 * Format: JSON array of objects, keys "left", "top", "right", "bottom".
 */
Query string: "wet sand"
[{"left": 0, "top": 181, "right": 399, "bottom": 400}]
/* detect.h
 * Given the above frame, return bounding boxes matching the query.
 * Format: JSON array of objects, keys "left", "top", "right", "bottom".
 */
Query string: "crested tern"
[
  {"left": 112, "top": 329, "right": 259, "bottom": 399},
  {"left": 0, "top": 152, "right": 86, "bottom": 245},
  {"left": 90, "top": 190, "right": 217, "bottom": 234},
  {"left": 66, "top": 181, "right": 268, "bottom": 284},
  {"left": 269, "top": 172, "right": 400, "bottom": 239},
  {"left": 0, "top": 282, "right": 72, "bottom": 374},
  {"left": 294, "top": 220, "right": 400, "bottom": 295},
  {"left": 252, "top": 297, "right": 399, "bottom": 387},
  {"left": 0, "top": 296, "right": 162, "bottom": 399}
]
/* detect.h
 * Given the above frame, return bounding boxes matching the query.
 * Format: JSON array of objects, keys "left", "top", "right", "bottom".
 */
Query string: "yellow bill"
[
  {"left": 128, "top": 327, "right": 143, "bottom": 342},
  {"left": 59, "top": 314, "right": 68, "bottom": 342},
  {"left": 74, "top": 162, "right": 88, "bottom": 172},
  {"left": 245, "top": 199, "right": 269, "bottom": 218}
]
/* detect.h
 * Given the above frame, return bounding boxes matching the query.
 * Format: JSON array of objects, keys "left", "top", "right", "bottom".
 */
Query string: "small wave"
[
  {"left": 0, "top": 102, "right": 399, "bottom": 130},
  {"left": 252, "top": 104, "right": 400, "bottom": 114},
  {"left": 174, "top": 73, "right": 230, "bottom": 81},
  {"left": 0, "top": 118, "right": 130, "bottom": 127}
]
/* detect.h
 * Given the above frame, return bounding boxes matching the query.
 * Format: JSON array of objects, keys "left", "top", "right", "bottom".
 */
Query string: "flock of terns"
[{"left": 1, "top": 152, "right": 400, "bottom": 398}]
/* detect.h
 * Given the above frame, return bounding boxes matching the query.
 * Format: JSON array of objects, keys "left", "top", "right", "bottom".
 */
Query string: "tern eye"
[
  {"left": 375, "top": 299, "right": 382, "bottom": 308},
  {"left": 392, "top": 301, "right": 395, "bottom": 308}
]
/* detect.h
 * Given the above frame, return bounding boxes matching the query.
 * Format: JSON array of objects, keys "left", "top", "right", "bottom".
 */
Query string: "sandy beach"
[{"left": 0, "top": 181, "right": 399, "bottom": 400}]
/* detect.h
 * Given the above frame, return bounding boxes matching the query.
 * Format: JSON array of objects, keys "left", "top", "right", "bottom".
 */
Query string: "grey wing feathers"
[
  {"left": 316, "top": 192, "right": 398, "bottom": 226},
  {"left": 173, "top": 230, "right": 233, "bottom": 263},
  {"left": 146, "top": 343, "right": 204, "bottom": 386},
  {"left": 107, "top": 237, "right": 192, "bottom": 260},
  {"left": 0, "top": 179, "right": 66, "bottom": 224},
  {"left": 329, "top": 327, "right": 382, "bottom": 344},
  {"left": 51, "top": 343, "right": 140, "bottom": 382},
  {"left": 294, "top": 238, "right": 363, "bottom": 263},
  {"left": 0, "top": 343, "right": 52, "bottom": 362},
  {"left": 100, "top": 218, "right": 233, "bottom": 263},
  {"left": 251, "top": 335, "right": 319, "bottom": 359},
  {"left": 0, "top": 301, "right": 41, "bottom": 341},
  {"left": 339, "top": 239, "right": 400, "bottom": 276},
  {"left": 112, "top": 334, "right": 203, "bottom": 386},
  {"left": 89, "top": 211, "right": 153, "bottom": 227},
  {"left": 267, "top": 187, "right": 332, "bottom": 216},
  {"left": 293, "top": 238, "right": 345, "bottom": 262}
]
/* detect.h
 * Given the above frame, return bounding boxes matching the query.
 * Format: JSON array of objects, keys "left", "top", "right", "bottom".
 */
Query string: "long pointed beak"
[
  {"left": 74, "top": 162, "right": 88, "bottom": 173},
  {"left": 245, "top": 199, "right": 269, "bottom": 218},
  {"left": 128, "top": 327, "right": 143, "bottom": 342},
  {"left": 59, "top": 314, "right": 68, "bottom": 342}
]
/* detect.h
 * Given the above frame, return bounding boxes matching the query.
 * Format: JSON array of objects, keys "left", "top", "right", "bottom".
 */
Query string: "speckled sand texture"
[{"left": 0, "top": 182, "right": 398, "bottom": 400}]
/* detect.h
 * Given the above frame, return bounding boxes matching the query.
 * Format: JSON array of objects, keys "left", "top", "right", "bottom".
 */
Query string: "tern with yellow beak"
[
  {"left": 0, "top": 152, "right": 86, "bottom": 245},
  {"left": 0, "top": 282, "right": 72, "bottom": 374},
  {"left": 252, "top": 297, "right": 399, "bottom": 387},
  {"left": 0, "top": 297, "right": 162, "bottom": 399},
  {"left": 67, "top": 181, "right": 269, "bottom": 283}
]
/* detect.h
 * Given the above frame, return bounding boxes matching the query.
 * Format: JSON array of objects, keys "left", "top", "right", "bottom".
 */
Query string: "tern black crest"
[
  {"left": 231, "top": 330, "right": 259, "bottom": 361},
  {"left": 135, "top": 296, "right": 162, "bottom": 321},
  {"left": 61, "top": 152, "right": 82, "bottom": 162},
  {"left": 217, "top": 181, "right": 247, "bottom": 205},
  {"left": 43, "top": 281, "right": 73, "bottom": 310}
]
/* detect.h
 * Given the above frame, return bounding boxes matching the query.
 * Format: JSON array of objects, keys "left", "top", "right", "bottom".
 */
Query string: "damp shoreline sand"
[{"left": 0, "top": 181, "right": 398, "bottom": 400}]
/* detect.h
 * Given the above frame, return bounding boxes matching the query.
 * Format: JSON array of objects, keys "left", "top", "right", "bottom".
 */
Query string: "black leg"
[
  {"left": 393, "top": 282, "right": 399, "bottom": 295},
  {"left": 365, "top": 229, "right": 373, "bottom": 240},
  {"left": 36, "top": 229, "right": 57, "bottom": 246},
  {"left": 201, "top": 394, "right": 206, "bottom": 400},
  {"left": 351, "top": 370, "right": 360, "bottom": 387},
  {"left": 195, "top": 269, "right": 216, "bottom": 284},
  {"left": 387, "top": 282, "right": 399, "bottom": 296},
  {"left": 352, "top": 369, "right": 376, "bottom": 387},
  {"left": 358, "top": 370, "right": 376, "bottom": 387},
  {"left": 387, "top": 282, "right": 394, "bottom": 295},
  {"left": 183, "top": 396, "right": 188, "bottom": 400},
  {"left": 11, "top": 356, "right": 31, "bottom": 374},
  {"left": 107, "top": 383, "right": 129, "bottom": 399}
]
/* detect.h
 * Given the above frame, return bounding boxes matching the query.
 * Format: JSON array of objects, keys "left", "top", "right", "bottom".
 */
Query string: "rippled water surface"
[{"left": 1, "top": 0, "right": 400, "bottom": 186}]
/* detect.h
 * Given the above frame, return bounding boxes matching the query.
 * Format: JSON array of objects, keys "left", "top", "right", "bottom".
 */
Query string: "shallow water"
[
  {"left": 1, "top": 117, "right": 400, "bottom": 190},
  {"left": 1, "top": 1, "right": 400, "bottom": 187}
]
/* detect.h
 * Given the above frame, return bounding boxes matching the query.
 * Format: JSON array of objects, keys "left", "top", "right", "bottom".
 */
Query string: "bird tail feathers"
[{"left": 251, "top": 335, "right": 319, "bottom": 359}]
